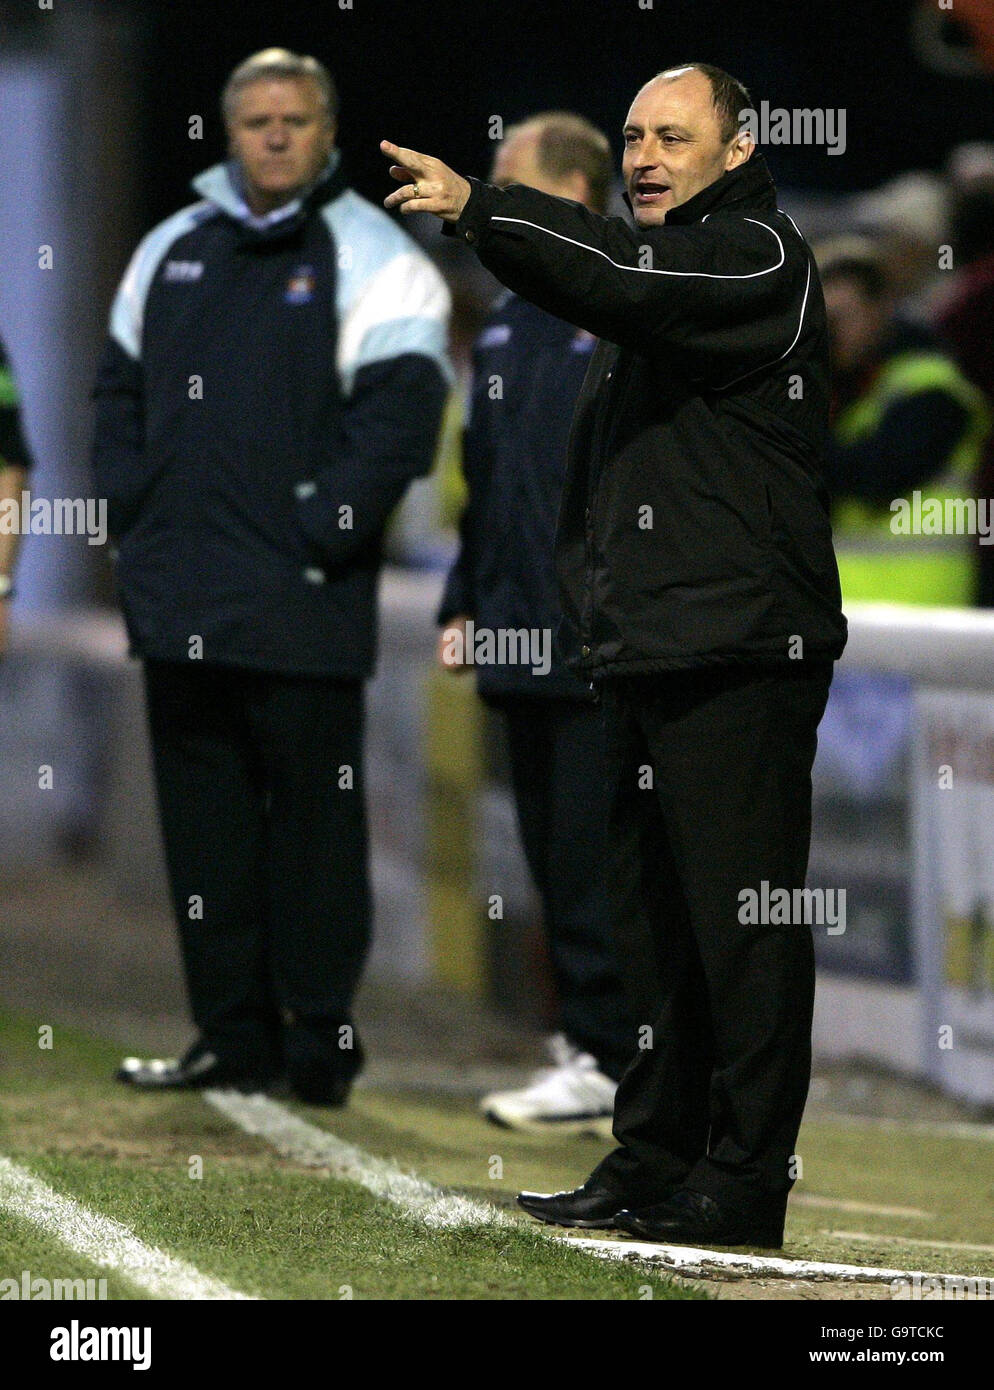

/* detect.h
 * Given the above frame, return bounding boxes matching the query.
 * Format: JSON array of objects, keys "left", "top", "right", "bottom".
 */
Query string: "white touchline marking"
[
  {"left": 0, "top": 1156, "right": 255, "bottom": 1300},
  {"left": 204, "top": 1090, "right": 512, "bottom": 1230},
  {"left": 813, "top": 1114, "right": 994, "bottom": 1143},
  {"left": 563, "top": 1235, "right": 987, "bottom": 1285},
  {"left": 791, "top": 1194, "right": 932, "bottom": 1220},
  {"left": 208, "top": 1092, "right": 987, "bottom": 1286},
  {"left": 829, "top": 1230, "right": 994, "bottom": 1256}
]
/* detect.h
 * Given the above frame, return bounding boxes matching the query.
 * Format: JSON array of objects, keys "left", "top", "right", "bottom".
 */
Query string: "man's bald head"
[
  {"left": 651, "top": 64, "right": 753, "bottom": 145},
  {"left": 623, "top": 62, "right": 755, "bottom": 224}
]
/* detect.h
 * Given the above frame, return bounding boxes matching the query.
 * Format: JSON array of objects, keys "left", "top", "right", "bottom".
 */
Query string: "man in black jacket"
[
  {"left": 438, "top": 113, "right": 634, "bottom": 1132},
  {"left": 382, "top": 61, "right": 846, "bottom": 1246},
  {"left": 94, "top": 49, "right": 450, "bottom": 1103}
]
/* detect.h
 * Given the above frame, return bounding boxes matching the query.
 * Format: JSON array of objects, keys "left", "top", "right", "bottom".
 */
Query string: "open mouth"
[{"left": 633, "top": 181, "right": 671, "bottom": 206}]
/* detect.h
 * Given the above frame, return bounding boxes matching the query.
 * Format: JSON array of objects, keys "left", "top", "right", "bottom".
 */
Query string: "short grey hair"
[{"left": 222, "top": 48, "right": 338, "bottom": 126}]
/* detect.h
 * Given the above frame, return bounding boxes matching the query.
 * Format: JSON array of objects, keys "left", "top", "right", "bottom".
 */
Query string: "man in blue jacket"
[
  {"left": 94, "top": 49, "right": 450, "bottom": 1103},
  {"left": 438, "top": 112, "right": 635, "bottom": 1132}
]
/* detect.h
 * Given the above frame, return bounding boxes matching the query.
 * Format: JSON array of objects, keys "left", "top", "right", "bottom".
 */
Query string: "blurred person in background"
[
  {"left": 938, "top": 174, "right": 994, "bottom": 606},
  {"left": 438, "top": 113, "right": 635, "bottom": 1133},
  {"left": 819, "top": 241, "right": 989, "bottom": 607},
  {"left": 92, "top": 49, "right": 450, "bottom": 1102},
  {"left": 850, "top": 172, "right": 950, "bottom": 326},
  {"left": 0, "top": 338, "right": 32, "bottom": 657}
]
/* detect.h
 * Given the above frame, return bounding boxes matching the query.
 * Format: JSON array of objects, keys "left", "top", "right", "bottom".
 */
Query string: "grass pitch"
[
  {"left": 2, "top": 1010, "right": 993, "bottom": 1299},
  {"left": 0, "top": 1013, "right": 697, "bottom": 1300}
]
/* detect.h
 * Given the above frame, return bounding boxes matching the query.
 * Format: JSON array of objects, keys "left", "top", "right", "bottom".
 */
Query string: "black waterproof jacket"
[{"left": 447, "top": 153, "right": 847, "bottom": 677}]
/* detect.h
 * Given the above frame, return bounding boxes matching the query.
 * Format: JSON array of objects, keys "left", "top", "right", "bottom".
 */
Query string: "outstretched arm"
[{"left": 380, "top": 140, "right": 807, "bottom": 372}]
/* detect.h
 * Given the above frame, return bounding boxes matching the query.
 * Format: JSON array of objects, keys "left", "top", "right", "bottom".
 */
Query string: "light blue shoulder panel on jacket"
[
  {"left": 320, "top": 190, "right": 452, "bottom": 396},
  {"left": 108, "top": 202, "right": 218, "bottom": 360}
]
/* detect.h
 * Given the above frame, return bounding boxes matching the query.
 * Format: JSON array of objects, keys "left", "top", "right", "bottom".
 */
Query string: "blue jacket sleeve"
[
  {"left": 295, "top": 352, "right": 448, "bottom": 564},
  {"left": 91, "top": 336, "right": 154, "bottom": 539},
  {"left": 437, "top": 348, "right": 496, "bottom": 624}
]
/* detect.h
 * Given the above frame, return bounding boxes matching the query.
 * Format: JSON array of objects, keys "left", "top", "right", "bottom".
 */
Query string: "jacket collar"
[
  {"left": 192, "top": 149, "right": 347, "bottom": 236},
  {"left": 622, "top": 152, "right": 779, "bottom": 226}
]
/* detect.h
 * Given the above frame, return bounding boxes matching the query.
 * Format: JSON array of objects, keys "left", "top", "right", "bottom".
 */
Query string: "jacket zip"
[{"left": 580, "top": 354, "right": 620, "bottom": 661}]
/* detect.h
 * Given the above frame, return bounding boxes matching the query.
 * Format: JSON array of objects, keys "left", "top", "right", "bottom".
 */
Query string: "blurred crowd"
[{"left": 816, "top": 142, "right": 994, "bottom": 609}]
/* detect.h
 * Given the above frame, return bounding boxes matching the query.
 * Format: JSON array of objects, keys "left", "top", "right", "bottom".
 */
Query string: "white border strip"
[
  {"left": 0, "top": 1156, "right": 255, "bottom": 1300},
  {"left": 208, "top": 1091, "right": 989, "bottom": 1286},
  {"left": 563, "top": 1234, "right": 985, "bottom": 1285},
  {"left": 791, "top": 1194, "right": 932, "bottom": 1220},
  {"left": 823, "top": 1114, "right": 994, "bottom": 1143},
  {"left": 830, "top": 1230, "right": 994, "bottom": 1256},
  {"left": 205, "top": 1090, "right": 511, "bottom": 1230},
  {"left": 489, "top": 214, "right": 786, "bottom": 280}
]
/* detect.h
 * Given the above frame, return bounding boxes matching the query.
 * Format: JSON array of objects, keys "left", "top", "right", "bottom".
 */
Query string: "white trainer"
[{"left": 480, "top": 1034, "right": 617, "bottom": 1136}]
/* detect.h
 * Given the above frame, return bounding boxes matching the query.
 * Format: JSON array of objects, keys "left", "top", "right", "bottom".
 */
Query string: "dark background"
[{"left": 11, "top": 0, "right": 994, "bottom": 225}]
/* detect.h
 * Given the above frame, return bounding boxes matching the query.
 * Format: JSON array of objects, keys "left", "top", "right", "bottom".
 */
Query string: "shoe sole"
[
  {"left": 292, "top": 1089, "right": 351, "bottom": 1107},
  {"left": 616, "top": 1224, "right": 783, "bottom": 1248},
  {"left": 520, "top": 1213, "right": 619, "bottom": 1230},
  {"left": 516, "top": 1204, "right": 618, "bottom": 1230},
  {"left": 115, "top": 1072, "right": 281, "bottom": 1093},
  {"left": 484, "top": 1108, "right": 614, "bottom": 1140}
]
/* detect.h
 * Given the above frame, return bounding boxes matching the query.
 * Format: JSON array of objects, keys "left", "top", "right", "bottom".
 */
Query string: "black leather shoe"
[
  {"left": 283, "top": 1015, "right": 364, "bottom": 1107},
  {"left": 116, "top": 1042, "right": 280, "bottom": 1093},
  {"left": 615, "top": 1189, "right": 784, "bottom": 1248},
  {"left": 291, "top": 1073, "right": 356, "bottom": 1107},
  {"left": 517, "top": 1180, "right": 632, "bottom": 1229}
]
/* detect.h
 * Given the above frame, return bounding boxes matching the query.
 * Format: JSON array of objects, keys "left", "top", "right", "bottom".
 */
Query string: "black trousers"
[
  {"left": 591, "top": 661, "right": 833, "bottom": 1218},
  {"left": 142, "top": 660, "right": 370, "bottom": 1074},
  {"left": 493, "top": 695, "right": 634, "bottom": 1078}
]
